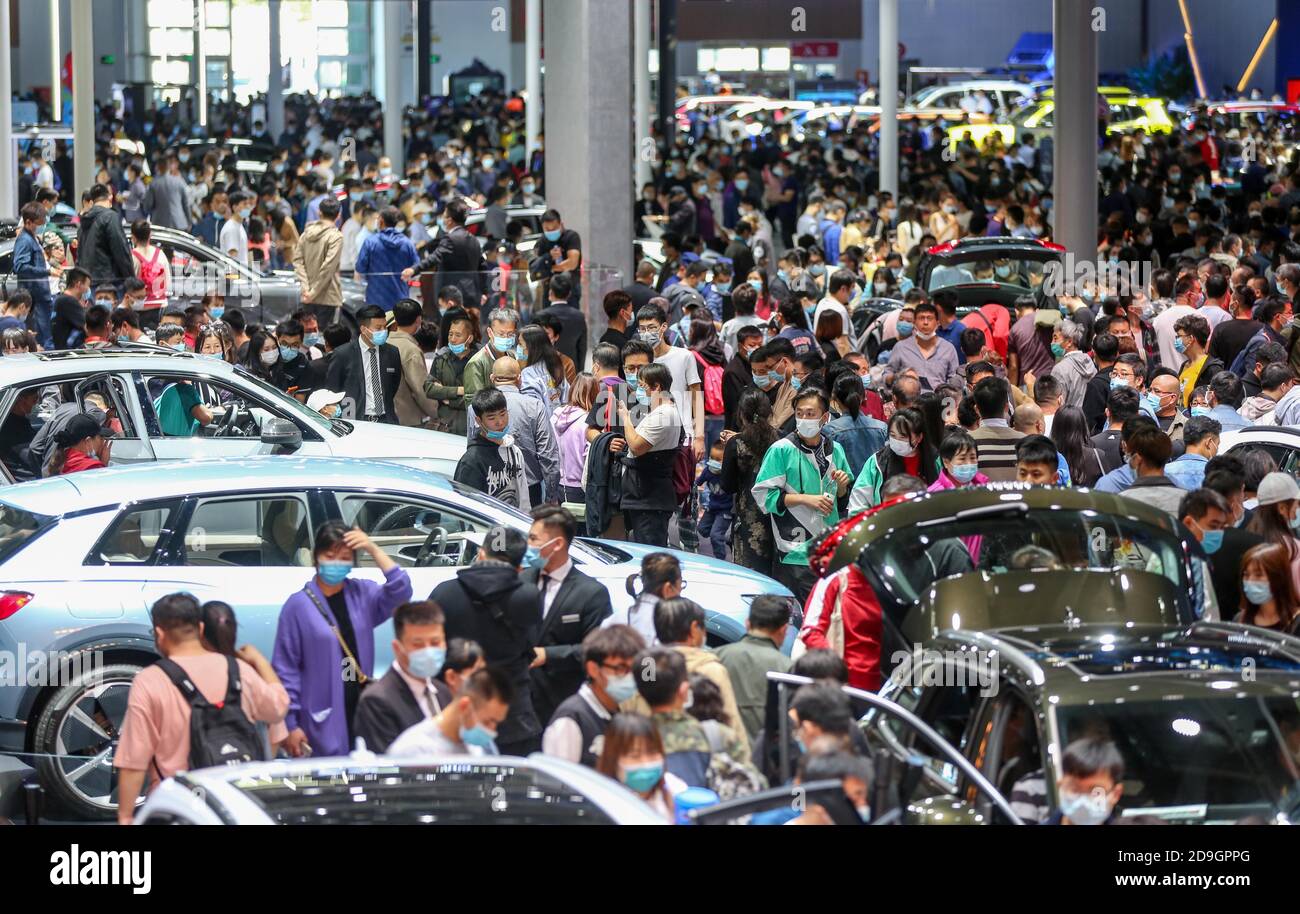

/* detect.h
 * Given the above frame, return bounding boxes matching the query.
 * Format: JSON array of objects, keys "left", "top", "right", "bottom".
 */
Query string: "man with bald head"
[
  {"left": 1012, "top": 402, "right": 1045, "bottom": 437},
  {"left": 466, "top": 356, "right": 560, "bottom": 505},
  {"left": 1148, "top": 370, "right": 1188, "bottom": 442}
]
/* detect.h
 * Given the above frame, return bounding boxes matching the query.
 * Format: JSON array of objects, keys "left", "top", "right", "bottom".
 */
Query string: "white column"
[
  {"left": 525, "top": 0, "right": 541, "bottom": 160},
  {"left": 196, "top": 0, "right": 208, "bottom": 127},
  {"left": 633, "top": 0, "right": 651, "bottom": 188},
  {"left": 1052, "top": 0, "right": 1098, "bottom": 265},
  {"left": 0, "top": 0, "right": 14, "bottom": 218},
  {"left": 267, "top": 0, "right": 284, "bottom": 140},
  {"left": 383, "top": 1, "right": 404, "bottom": 173},
  {"left": 51, "top": 0, "right": 62, "bottom": 123},
  {"left": 877, "top": 0, "right": 898, "bottom": 197},
  {"left": 71, "top": 0, "right": 94, "bottom": 200}
]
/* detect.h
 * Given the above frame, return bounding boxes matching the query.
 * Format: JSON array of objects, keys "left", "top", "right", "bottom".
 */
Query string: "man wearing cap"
[{"left": 307, "top": 388, "right": 346, "bottom": 419}]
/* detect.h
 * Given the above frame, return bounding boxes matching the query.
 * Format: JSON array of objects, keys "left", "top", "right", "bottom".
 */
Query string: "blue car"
[{"left": 0, "top": 457, "right": 792, "bottom": 819}]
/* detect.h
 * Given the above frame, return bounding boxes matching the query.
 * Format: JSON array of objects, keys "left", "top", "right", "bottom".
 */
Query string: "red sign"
[{"left": 791, "top": 41, "right": 840, "bottom": 60}]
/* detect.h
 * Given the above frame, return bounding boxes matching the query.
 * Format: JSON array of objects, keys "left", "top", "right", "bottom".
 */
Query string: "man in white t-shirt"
[
  {"left": 617, "top": 362, "right": 686, "bottom": 547},
  {"left": 387, "top": 667, "right": 512, "bottom": 758},
  {"left": 634, "top": 303, "right": 704, "bottom": 458},
  {"left": 219, "top": 189, "right": 253, "bottom": 266}
]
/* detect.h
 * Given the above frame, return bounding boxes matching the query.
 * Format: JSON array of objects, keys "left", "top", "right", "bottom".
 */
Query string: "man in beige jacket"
[
  {"left": 293, "top": 196, "right": 344, "bottom": 327},
  {"left": 388, "top": 298, "right": 442, "bottom": 427}
]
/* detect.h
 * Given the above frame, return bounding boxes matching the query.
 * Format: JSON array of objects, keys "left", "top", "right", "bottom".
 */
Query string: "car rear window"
[{"left": 0, "top": 501, "right": 53, "bottom": 564}]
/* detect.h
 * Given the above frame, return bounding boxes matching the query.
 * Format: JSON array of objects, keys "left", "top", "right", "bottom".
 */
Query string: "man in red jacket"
[{"left": 797, "top": 564, "right": 883, "bottom": 692}]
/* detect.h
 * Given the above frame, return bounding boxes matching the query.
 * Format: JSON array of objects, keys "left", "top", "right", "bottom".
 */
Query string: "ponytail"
[{"left": 833, "top": 372, "right": 865, "bottom": 425}]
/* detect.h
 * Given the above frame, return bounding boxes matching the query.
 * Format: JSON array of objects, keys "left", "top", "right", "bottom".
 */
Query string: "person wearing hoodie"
[
  {"left": 553, "top": 374, "right": 598, "bottom": 517},
  {"left": 356, "top": 206, "right": 419, "bottom": 312},
  {"left": 76, "top": 183, "right": 134, "bottom": 290},
  {"left": 428, "top": 524, "right": 543, "bottom": 755},
  {"left": 454, "top": 388, "right": 531, "bottom": 511},
  {"left": 1048, "top": 319, "right": 1096, "bottom": 410},
  {"left": 293, "top": 196, "right": 345, "bottom": 326},
  {"left": 1238, "top": 362, "right": 1293, "bottom": 426}
]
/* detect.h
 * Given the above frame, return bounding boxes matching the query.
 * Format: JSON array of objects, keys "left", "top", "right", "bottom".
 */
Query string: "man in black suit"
[
  {"left": 403, "top": 197, "right": 485, "bottom": 307},
  {"left": 353, "top": 601, "right": 454, "bottom": 753},
  {"left": 533, "top": 272, "right": 588, "bottom": 369},
  {"left": 523, "top": 506, "right": 613, "bottom": 726},
  {"left": 326, "top": 304, "right": 402, "bottom": 423}
]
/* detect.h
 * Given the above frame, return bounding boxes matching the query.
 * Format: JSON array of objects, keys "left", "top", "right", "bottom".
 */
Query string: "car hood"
[{"left": 328, "top": 420, "right": 465, "bottom": 469}]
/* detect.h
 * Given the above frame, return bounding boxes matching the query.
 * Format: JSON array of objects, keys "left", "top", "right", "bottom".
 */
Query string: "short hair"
[
  {"left": 392, "top": 600, "right": 445, "bottom": 639},
  {"left": 439, "top": 285, "right": 464, "bottom": 307},
  {"left": 793, "top": 385, "right": 829, "bottom": 413},
  {"left": 748, "top": 594, "right": 791, "bottom": 632},
  {"left": 471, "top": 386, "right": 508, "bottom": 419},
  {"left": 1033, "top": 373, "right": 1062, "bottom": 406},
  {"left": 639, "top": 362, "right": 672, "bottom": 392},
  {"left": 355, "top": 303, "right": 386, "bottom": 324},
  {"left": 1260, "top": 362, "right": 1294, "bottom": 391},
  {"left": 1057, "top": 319, "right": 1085, "bottom": 349},
  {"left": 444, "top": 198, "right": 469, "bottom": 225},
  {"left": 1015, "top": 434, "right": 1058, "bottom": 468},
  {"left": 481, "top": 523, "right": 527, "bottom": 566},
  {"left": 636, "top": 303, "right": 668, "bottom": 327},
  {"left": 959, "top": 327, "right": 986, "bottom": 357},
  {"left": 392, "top": 298, "right": 422, "bottom": 328},
  {"left": 487, "top": 307, "right": 520, "bottom": 328},
  {"left": 150, "top": 592, "right": 202, "bottom": 636},
  {"left": 621, "top": 339, "right": 654, "bottom": 365},
  {"left": 972, "top": 376, "right": 1009, "bottom": 420},
  {"left": 602, "top": 290, "right": 632, "bottom": 320},
  {"left": 1172, "top": 313, "right": 1210, "bottom": 346},
  {"left": 731, "top": 281, "right": 757, "bottom": 315},
  {"left": 443, "top": 637, "right": 485, "bottom": 677},
  {"left": 1061, "top": 737, "right": 1125, "bottom": 783},
  {"left": 460, "top": 666, "right": 515, "bottom": 706},
  {"left": 1182, "top": 415, "right": 1222, "bottom": 447},
  {"left": 1127, "top": 425, "right": 1172, "bottom": 468},
  {"left": 1106, "top": 384, "right": 1141, "bottom": 422},
  {"left": 277, "top": 317, "right": 304, "bottom": 340},
  {"left": 223, "top": 307, "right": 247, "bottom": 333},
  {"left": 1209, "top": 371, "right": 1244, "bottom": 409},
  {"left": 791, "top": 649, "right": 849, "bottom": 683},
  {"left": 1255, "top": 341, "right": 1289, "bottom": 369},
  {"left": 1092, "top": 331, "right": 1118, "bottom": 362},
  {"left": 634, "top": 646, "right": 688, "bottom": 706},
  {"left": 548, "top": 272, "right": 573, "bottom": 300},
  {"left": 653, "top": 597, "right": 706, "bottom": 644},
  {"left": 323, "top": 320, "right": 352, "bottom": 349},
  {"left": 1179, "top": 487, "right": 1229, "bottom": 522},
  {"left": 583, "top": 625, "right": 646, "bottom": 668},
  {"left": 827, "top": 269, "right": 857, "bottom": 297},
  {"left": 591, "top": 342, "right": 621, "bottom": 372},
  {"left": 791, "top": 683, "right": 853, "bottom": 736},
  {"left": 530, "top": 504, "right": 577, "bottom": 544}
]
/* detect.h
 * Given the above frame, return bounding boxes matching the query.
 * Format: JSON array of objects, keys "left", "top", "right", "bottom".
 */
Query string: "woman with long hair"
[
  {"left": 814, "top": 309, "right": 852, "bottom": 364},
  {"left": 553, "top": 372, "right": 599, "bottom": 525},
  {"left": 596, "top": 713, "right": 687, "bottom": 821},
  {"left": 822, "top": 371, "right": 887, "bottom": 478},
  {"left": 720, "top": 388, "right": 779, "bottom": 577},
  {"left": 518, "top": 324, "right": 568, "bottom": 418},
  {"left": 1237, "top": 542, "right": 1300, "bottom": 633},
  {"left": 201, "top": 600, "right": 286, "bottom": 754},
  {"left": 1051, "top": 405, "right": 1106, "bottom": 487},
  {"left": 847, "top": 407, "right": 941, "bottom": 511},
  {"left": 195, "top": 321, "right": 237, "bottom": 364},
  {"left": 1245, "top": 472, "right": 1300, "bottom": 594},
  {"left": 243, "top": 328, "right": 285, "bottom": 387}
]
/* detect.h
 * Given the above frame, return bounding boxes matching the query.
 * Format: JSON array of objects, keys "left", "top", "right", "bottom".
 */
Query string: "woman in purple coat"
[{"left": 273, "top": 522, "right": 413, "bottom": 757}]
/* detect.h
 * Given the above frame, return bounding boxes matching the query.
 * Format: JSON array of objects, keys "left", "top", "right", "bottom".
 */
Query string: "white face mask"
[
  {"left": 795, "top": 417, "right": 823, "bottom": 439},
  {"left": 888, "top": 436, "right": 916, "bottom": 457},
  {"left": 260, "top": 349, "right": 279, "bottom": 366}
]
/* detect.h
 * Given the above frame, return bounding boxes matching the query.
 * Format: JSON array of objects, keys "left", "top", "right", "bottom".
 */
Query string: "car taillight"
[{"left": 0, "top": 591, "right": 33, "bottom": 621}]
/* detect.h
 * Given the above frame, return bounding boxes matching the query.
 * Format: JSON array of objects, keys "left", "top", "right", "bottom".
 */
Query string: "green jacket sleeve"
[{"left": 753, "top": 440, "right": 793, "bottom": 516}]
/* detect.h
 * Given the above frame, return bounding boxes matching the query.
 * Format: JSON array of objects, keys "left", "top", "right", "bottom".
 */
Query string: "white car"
[
  {"left": 1220, "top": 425, "right": 1300, "bottom": 475},
  {"left": 0, "top": 348, "right": 464, "bottom": 479},
  {"left": 134, "top": 752, "right": 663, "bottom": 824}
]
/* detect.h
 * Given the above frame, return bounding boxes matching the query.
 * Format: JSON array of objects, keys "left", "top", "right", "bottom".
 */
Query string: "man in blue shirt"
[
  {"left": 1164, "top": 416, "right": 1220, "bottom": 490},
  {"left": 1204, "top": 372, "right": 1249, "bottom": 432},
  {"left": 11, "top": 202, "right": 53, "bottom": 349},
  {"left": 932, "top": 290, "right": 967, "bottom": 364}
]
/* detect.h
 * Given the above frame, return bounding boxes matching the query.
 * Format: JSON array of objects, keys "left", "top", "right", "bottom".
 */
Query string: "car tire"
[{"left": 30, "top": 661, "right": 144, "bottom": 821}]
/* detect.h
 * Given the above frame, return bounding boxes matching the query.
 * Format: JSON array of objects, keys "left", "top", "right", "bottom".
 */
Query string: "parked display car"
[
  {"left": 1222, "top": 425, "right": 1300, "bottom": 476},
  {"left": 916, "top": 236, "right": 1064, "bottom": 310},
  {"left": 134, "top": 752, "right": 663, "bottom": 825},
  {"left": 864, "top": 623, "right": 1300, "bottom": 823},
  {"left": 0, "top": 456, "right": 793, "bottom": 819}
]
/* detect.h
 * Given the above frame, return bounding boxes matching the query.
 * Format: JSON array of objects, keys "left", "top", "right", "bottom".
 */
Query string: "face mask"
[
  {"left": 318, "top": 560, "right": 352, "bottom": 586},
  {"left": 515, "top": 345, "right": 527, "bottom": 361},
  {"left": 1142, "top": 392, "right": 1162, "bottom": 415},
  {"left": 994, "top": 265, "right": 1013, "bottom": 279},
  {"left": 896, "top": 320, "right": 914, "bottom": 338},
  {"left": 523, "top": 545, "right": 546, "bottom": 570},
  {"left": 1290, "top": 513, "right": 1300, "bottom": 532},
  {"left": 260, "top": 349, "right": 279, "bottom": 365},
  {"left": 543, "top": 228, "right": 562, "bottom": 242},
  {"left": 950, "top": 462, "right": 979, "bottom": 483},
  {"left": 1050, "top": 342, "right": 1066, "bottom": 359},
  {"left": 1243, "top": 579, "right": 1272, "bottom": 604},
  {"left": 304, "top": 332, "right": 322, "bottom": 348},
  {"left": 706, "top": 459, "right": 722, "bottom": 474},
  {"left": 734, "top": 178, "right": 749, "bottom": 191},
  {"left": 1041, "top": 198, "right": 1053, "bottom": 212},
  {"left": 790, "top": 376, "right": 803, "bottom": 392},
  {"left": 1191, "top": 405, "right": 1211, "bottom": 417},
  {"left": 915, "top": 330, "right": 936, "bottom": 341},
  {"left": 522, "top": 182, "right": 536, "bottom": 194},
  {"left": 349, "top": 192, "right": 362, "bottom": 203},
  {"left": 407, "top": 645, "right": 446, "bottom": 678},
  {"left": 624, "top": 371, "right": 639, "bottom": 389},
  {"left": 485, "top": 425, "right": 509, "bottom": 442},
  {"left": 279, "top": 346, "right": 299, "bottom": 362},
  {"left": 796, "top": 417, "right": 822, "bottom": 439},
  {"left": 752, "top": 372, "right": 770, "bottom": 389},
  {"left": 634, "top": 388, "right": 651, "bottom": 406},
  {"left": 95, "top": 298, "right": 114, "bottom": 309},
  {"left": 777, "top": 269, "right": 789, "bottom": 283},
  {"left": 1059, "top": 788, "right": 1112, "bottom": 826},
  {"left": 493, "top": 334, "right": 516, "bottom": 352},
  {"left": 459, "top": 723, "right": 497, "bottom": 751},
  {"left": 448, "top": 341, "right": 467, "bottom": 355},
  {"left": 748, "top": 279, "right": 762, "bottom": 292},
  {"left": 638, "top": 330, "right": 661, "bottom": 347},
  {"left": 369, "top": 329, "right": 389, "bottom": 346},
  {"left": 888, "top": 436, "right": 916, "bottom": 457},
  {"left": 621, "top": 762, "right": 664, "bottom": 794},
  {"left": 714, "top": 280, "right": 731, "bottom": 293},
  {"left": 809, "top": 264, "right": 826, "bottom": 277},
  {"left": 1200, "top": 528, "right": 1224, "bottom": 554},
  {"left": 599, "top": 671, "right": 638, "bottom": 705},
  {"left": 117, "top": 334, "right": 131, "bottom": 344},
  {"left": 1173, "top": 337, "right": 1186, "bottom": 354}
]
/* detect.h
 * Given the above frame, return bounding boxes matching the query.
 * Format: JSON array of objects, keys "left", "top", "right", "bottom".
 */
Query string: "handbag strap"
[{"left": 302, "top": 584, "right": 369, "bottom": 685}]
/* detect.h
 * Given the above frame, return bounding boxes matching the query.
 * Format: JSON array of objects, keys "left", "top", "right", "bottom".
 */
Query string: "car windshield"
[
  {"left": 230, "top": 366, "right": 333, "bottom": 433},
  {"left": 230, "top": 762, "right": 615, "bottom": 825},
  {"left": 1055, "top": 695, "right": 1300, "bottom": 821},
  {"left": 927, "top": 254, "right": 1049, "bottom": 292},
  {"left": 861, "top": 506, "right": 1185, "bottom": 603}
]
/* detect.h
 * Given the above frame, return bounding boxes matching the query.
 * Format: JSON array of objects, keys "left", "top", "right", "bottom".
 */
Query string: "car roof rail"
[
  {"left": 942, "top": 629, "right": 1048, "bottom": 686},
  {"left": 1185, "top": 620, "right": 1300, "bottom": 664}
]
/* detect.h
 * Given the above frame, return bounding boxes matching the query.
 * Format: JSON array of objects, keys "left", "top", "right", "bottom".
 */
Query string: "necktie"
[
  {"left": 539, "top": 573, "right": 551, "bottom": 617},
  {"left": 424, "top": 684, "right": 441, "bottom": 717},
  {"left": 368, "top": 346, "right": 383, "bottom": 417}
]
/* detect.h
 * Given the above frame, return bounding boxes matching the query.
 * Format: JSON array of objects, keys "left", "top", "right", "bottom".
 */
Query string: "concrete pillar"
[
  {"left": 657, "top": 0, "right": 678, "bottom": 152},
  {"left": 634, "top": 0, "right": 651, "bottom": 189},
  {"left": 878, "top": 0, "right": 898, "bottom": 197},
  {"left": 125, "top": 0, "right": 148, "bottom": 84},
  {"left": 0, "top": 0, "right": 13, "bottom": 218},
  {"left": 543, "top": 0, "right": 633, "bottom": 293},
  {"left": 51, "top": 0, "right": 62, "bottom": 123},
  {"left": 525, "top": 0, "right": 541, "bottom": 160},
  {"left": 71, "top": 0, "right": 94, "bottom": 200},
  {"left": 382, "top": 1, "right": 404, "bottom": 173},
  {"left": 1052, "top": 0, "right": 1098, "bottom": 266},
  {"left": 195, "top": 0, "right": 208, "bottom": 127},
  {"left": 267, "top": 0, "right": 284, "bottom": 141}
]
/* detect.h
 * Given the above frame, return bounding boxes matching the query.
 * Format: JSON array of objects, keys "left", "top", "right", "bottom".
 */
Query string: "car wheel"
[{"left": 30, "top": 661, "right": 143, "bottom": 821}]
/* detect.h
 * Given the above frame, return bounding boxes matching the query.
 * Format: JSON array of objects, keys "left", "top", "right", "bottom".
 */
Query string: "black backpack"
[{"left": 155, "top": 657, "right": 268, "bottom": 771}]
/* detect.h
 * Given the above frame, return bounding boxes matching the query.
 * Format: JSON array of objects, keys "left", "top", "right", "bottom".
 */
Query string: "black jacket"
[
  {"left": 415, "top": 225, "right": 485, "bottom": 306},
  {"left": 1208, "top": 527, "right": 1266, "bottom": 615},
  {"left": 534, "top": 302, "right": 589, "bottom": 370},
  {"left": 352, "top": 667, "right": 452, "bottom": 753},
  {"left": 624, "top": 281, "right": 657, "bottom": 313},
  {"left": 325, "top": 339, "right": 402, "bottom": 423},
  {"left": 431, "top": 561, "right": 542, "bottom": 744},
  {"left": 522, "top": 564, "right": 613, "bottom": 725},
  {"left": 723, "top": 352, "right": 752, "bottom": 431},
  {"left": 583, "top": 430, "right": 625, "bottom": 536},
  {"left": 77, "top": 205, "right": 134, "bottom": 285}
]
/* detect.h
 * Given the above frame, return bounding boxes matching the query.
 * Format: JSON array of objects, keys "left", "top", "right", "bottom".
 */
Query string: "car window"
[
  {"left": 915, "top": 670, "right": 985, "bottom": 790},
  {"left": 88, "top": 500, "right": 181, "bottom": 565},
  {"left": 339, "top": 495, "right": 490, "bottom": 568},
  {"left": 181, "top": 495, "right": 311, "bottom": 567},
  {"left": 232, "top": 762, "right": 617, "bottom": 824},
  {"left": 140, "top": 373, "right": 296, "bottom": 439}
]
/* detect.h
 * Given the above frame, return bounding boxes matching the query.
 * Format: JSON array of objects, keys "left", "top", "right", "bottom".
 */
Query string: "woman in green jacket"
[{"left": 847, "top": 407, "right": 942, "bottom": 512}]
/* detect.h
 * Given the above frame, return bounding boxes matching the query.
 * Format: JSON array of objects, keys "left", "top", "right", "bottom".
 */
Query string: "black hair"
[
  {"left": 150, "top": 592, "right": 202, "bottom": 636},
  {"left": 791, "top": 649, "right": 849, "bottom": 683},
  {"left": 1182, "top": 415, "right": 1222, "bottom": 447},
  {"left": 311, "top": 521, "right": 354, "bottom": 561},
  {"left": 653, "top": 597, "right": 705, "bottom": 645},
  {"left": 1209, "top": 371, "right": 1244, "bottom": 409},
  {"left": 582, "top": 625, "right": 646, "bottom": 669},
  {"left": 1061, "top": 737, "right": 1125, "bottom": 783},
  {"left": 200, "top": 600, "right": 237, "bottom": 656},
  {"left": 471, "top": 387, "right": 508, "bottom": 420},
  {"left": 481, "top": 523, "right": 528, "bottom": 566},
  {"left": 393, "top": 600, "right": 446, "bottom": 639},
  {"left": 971, "top": 376, "right": 1009, "bottom": 421},
  {"left": 634, "top": 646, "right": 688, "bottom": 706},
  {"left": 1106, "top": 384, "right": 1141, "bottom": 422},
  {"left": 939, "top": 427, "right": 977, "bottom": 461},
  {"left": 791, "top": 682, "right": 853, "bottom": 735},
  {"left": 832, "top": 372, "right": 865, "bottom": 424},
  {"left": 442, "top": 638, "right": 485, "bottom": 680},
  {"left": 392, "top": 298, "right": 422, "bottom": 328},
  {"left": 749, "top": 594, "right": 791, "bottom": 632},
  {"left": 530, "top": 504, "right": 577, "bottom": 544},
  {"left": 1015, "top": 434, "right": 1058, "bottom": 470}
]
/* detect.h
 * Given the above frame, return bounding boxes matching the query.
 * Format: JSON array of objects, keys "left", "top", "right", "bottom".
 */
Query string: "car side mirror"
[{"left": 260, "top": 418, "right": 303, "bottom": 453}]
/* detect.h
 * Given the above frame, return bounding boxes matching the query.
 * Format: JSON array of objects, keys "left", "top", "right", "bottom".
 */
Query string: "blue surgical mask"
[
  {"left": 896, "top": 320, "right": 914, "bottom": 338},
  {"left": 605, "top": 673, "right": 637, "bottom": 705},
  {"left": 714, "top": 281, "right": 731, "bottom": 293},
  {"left": 318, "top": 561, "right": 352, "bottom": 585},
  {"left": 279, "top": 346, "right": 299, "bottom": 362},
  {"left": 171, "top": 342, "right": 188, "bottom": 352},
  {"left": 485, "top": 425, "right": 509, "bottom": 442},
  {"left": 748, "top": 280, "right": 762, "bottom": 293},
  {"left": 950, "top": 462, "right": 979, "bottom": 484},
  {"left": 1243, "top": 579, "right": 1272, "bottom": 604},
  {"left": 1190, "top": 405, "right": 1211, "bottom": 417},
  {"left": 625, "top": 372, "right": 639, "bottom": 389},
  {"left": 1200, "top": 529, "right": 1224, "bottom": 554},
  {"left": 304, "top": 332, "right": 322, "bottom": 348},
  {"left": 210, "top": 306, "right": 225, "bottom": 320},
  {"left": 117, "top": 334, "right": 131, "bottom": 344},
  {"left": 790, "top": 376, "right": 803, "bottom": 392},
  {"left": 449, "top": 341, "right": 467, "bottom": 355},
  {"left": 635, "top": 388, "right": 651, "bottom": 406},
  {"left": 621, "top": 762, "right": 664, "bottom": 794},
  {"left": 543, "top": 228, "right": 562, "bottom": 242},
  {"left": 751, "top": 372, "right": 769, "bottom": 388},
  {"left": 1059, "top": 789, "right": 1112, "bottom": 825},
  {"left": 1173, "top": 336, "right": 1187, "bottom": 354},
  {"left": 370, "top": 329, "right": 389, "bottom": 346},
  {"left": 523, "top": 545, "right": 545, "bottom": 570},
  {"left": 706, "top": 459, "right": 722, "bottom": 474},
  {"left": 768, "top": 370, "right": 783, "bottom": 386},
  {"left": 1109, "top": 377, "right": 1129, "bottom": 389},
  {"left": 349, "top": 192, "right": 362, "bottom": 203},
  {"left": 459, "top": 724, "right": 498, "bottom": 751},
  {"left": 407, "top": 646, "right": 446, "bottom": 678},
  {"left": 515, "top": 345, "right": 527, "bottom": 361},
  {"left": 493, "top": 334, "right": 515, "bottom": 352}
]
